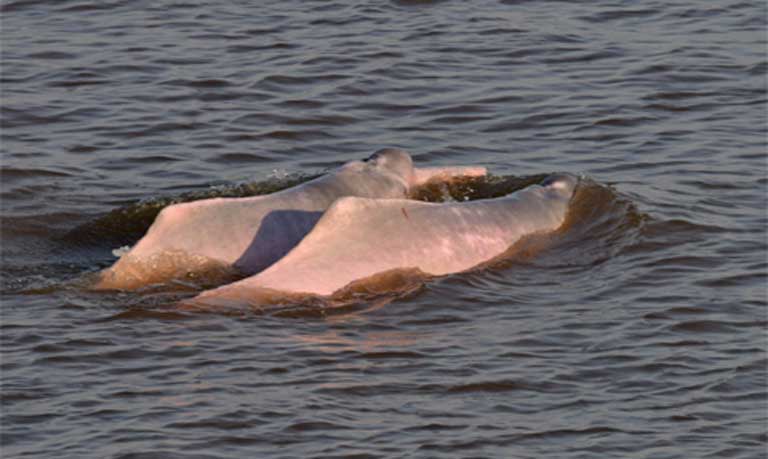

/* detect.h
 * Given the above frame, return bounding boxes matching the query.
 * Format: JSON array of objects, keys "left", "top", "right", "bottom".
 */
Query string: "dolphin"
[
  {"left": 94, "top": 148, "right": 486, "bottom": 289},
  {"left": 188, "top": 173, "right": 578, "bottom": 306}
]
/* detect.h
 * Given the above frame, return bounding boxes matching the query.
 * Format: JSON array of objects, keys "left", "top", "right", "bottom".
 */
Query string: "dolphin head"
[
  {"left": 365, "top": 148, "right": 415, "bottom": 186},
  {"left": 541, "top": 173, "right": 579, "bottom": 200},
  {"left": 364, "top": 148, "right": 488, "bottom": 190}
]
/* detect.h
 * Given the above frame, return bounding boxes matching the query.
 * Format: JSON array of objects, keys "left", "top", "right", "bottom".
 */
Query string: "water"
[{"left": 2, "top": 0, "right": 766, "bottom": 457}]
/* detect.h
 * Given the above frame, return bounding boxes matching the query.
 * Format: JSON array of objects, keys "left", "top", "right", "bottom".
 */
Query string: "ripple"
[
  {"left": 2, "top": 1, "right": 765, "bottom": 457},
  {"left": 162, "top": 78, "right": 232, "bottom": 88},
  {"left": 579, "top": 8, "right": 660, "bottom": 23},
  {"left": 0, "top": 167, "right": 73, "bottom": 181}
]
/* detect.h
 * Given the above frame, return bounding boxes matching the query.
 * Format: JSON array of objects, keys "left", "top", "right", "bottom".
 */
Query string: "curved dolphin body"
[
  {"left": 95, "top": 149, "right": 485, "bottom": 289},
  {"left": 190, "top": 174, "right": 578, "bottom": 305}
]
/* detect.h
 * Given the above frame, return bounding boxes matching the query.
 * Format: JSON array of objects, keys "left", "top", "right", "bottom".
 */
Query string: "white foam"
[{"left": 111, "top": 245, "right": 132, "bottom": 258}]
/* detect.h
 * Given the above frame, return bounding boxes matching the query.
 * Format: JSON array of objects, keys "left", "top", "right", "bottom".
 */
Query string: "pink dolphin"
[
  {"left": 189, "top": 174, "right": 578, "bottom": 306},
  {"left": 95, "top": 148, "right": 485, "bottom": 289}
]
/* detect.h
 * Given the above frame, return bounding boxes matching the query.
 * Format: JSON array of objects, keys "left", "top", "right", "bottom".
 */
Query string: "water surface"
[{"left": 2, "top": 1, "right": 766, "bottom": 458}]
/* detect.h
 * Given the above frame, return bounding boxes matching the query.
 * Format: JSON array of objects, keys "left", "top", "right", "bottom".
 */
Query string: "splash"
[{"left": 111, "top": 245, "right": 131, "bottom": 258}]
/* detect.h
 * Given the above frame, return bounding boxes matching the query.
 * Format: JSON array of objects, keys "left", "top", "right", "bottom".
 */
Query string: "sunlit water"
[{"left": 2, "top": 1, "right": 766, "bottom": 458}]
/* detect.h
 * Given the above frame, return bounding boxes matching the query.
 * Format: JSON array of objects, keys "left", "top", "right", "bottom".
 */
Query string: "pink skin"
[
  {"left": 94, "top": 148, "right": 486, "bottom": 290},
  {"left": 189, "top": 174, "right": 578, "bottom": 307}
]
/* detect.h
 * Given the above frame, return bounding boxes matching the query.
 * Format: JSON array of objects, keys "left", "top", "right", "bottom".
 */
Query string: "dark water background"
[{"left": 2, "top": 1, "right": 766, "bottom": 457}]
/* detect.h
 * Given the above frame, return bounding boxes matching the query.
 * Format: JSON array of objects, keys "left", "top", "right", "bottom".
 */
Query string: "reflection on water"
[{"left": 290, "top": 327, "right": 424, "bottom": 354}]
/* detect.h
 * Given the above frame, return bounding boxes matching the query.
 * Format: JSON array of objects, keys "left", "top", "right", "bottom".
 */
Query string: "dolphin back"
[{"left": 193, "top": 174, "right": 578, "bottom": 300}]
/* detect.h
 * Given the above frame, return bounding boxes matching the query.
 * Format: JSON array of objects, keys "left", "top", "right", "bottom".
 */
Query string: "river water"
[{"left": 2, "top": 1, "right": 766, "bottom": 458}]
